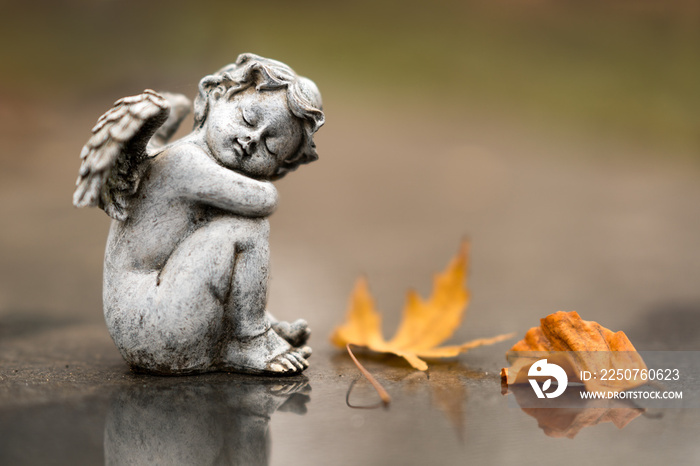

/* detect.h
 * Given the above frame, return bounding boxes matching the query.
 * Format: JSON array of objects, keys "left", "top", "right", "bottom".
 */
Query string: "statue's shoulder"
[
  {"left": 144, "top": 140, "right": 224, "bottom": 200},
  {"left": 151, "top": 139, "right": 211, "bottom": 171}
]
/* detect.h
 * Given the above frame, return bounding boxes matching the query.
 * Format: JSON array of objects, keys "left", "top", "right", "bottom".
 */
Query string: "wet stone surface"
[{"left": 2, "top": 323, "right": 700, "bottom": 465}]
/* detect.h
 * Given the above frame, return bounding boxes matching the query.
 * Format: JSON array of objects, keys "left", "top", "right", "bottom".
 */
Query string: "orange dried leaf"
[
  {"left": 330, "top": 277, "right": 387, "bottom": 351},
  {"left": 510, "top": 311, "right": 638, "bottom": 353},
  {"left": 503, "top": 311, "right": 647, "bottom": 392},
  {"left": 330, "top": 242, "right": 514, "bottom": 371}
]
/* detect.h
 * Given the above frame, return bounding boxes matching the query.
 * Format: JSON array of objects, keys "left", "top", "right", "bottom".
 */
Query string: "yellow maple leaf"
[{"left": 330, "top": 243, "right": 514, "bottom": 370}]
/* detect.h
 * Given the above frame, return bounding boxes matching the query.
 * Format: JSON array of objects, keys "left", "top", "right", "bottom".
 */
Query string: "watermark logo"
[{"left": 528, "top": 359, "right": 568, "bottom": 398}]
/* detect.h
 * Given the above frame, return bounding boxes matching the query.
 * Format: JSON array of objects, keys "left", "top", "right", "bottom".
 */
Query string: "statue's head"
[{"left": 194, "top": 53, "right": 325, "bottom": 179}]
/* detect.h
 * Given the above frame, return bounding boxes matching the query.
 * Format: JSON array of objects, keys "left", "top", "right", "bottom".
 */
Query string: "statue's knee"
[
  {"left": 250, "top": 218, "right": 270, "bottom": 238},
  {"left": 208, "top": 217, "right": 268, "bottom": 240},
  {"left": 230, "top": 217, "right": 269, "bottom": 244}
]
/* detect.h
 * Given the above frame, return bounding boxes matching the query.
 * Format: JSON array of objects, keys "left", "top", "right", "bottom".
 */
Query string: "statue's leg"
[
  {"left": 217, "top": 217, "right": 310, "bottom": 374},
  {"left": 118, "top": 217, "right": 242, "bottom": 373},
  {"left": 114, "top": 216, "right": 309, "bottom": 375},
  {"left": 224, "top": 217, "right": 271, "bottom": 339},
  {"left": 226, "top": 219, "right": 308, "bottom": 344}
]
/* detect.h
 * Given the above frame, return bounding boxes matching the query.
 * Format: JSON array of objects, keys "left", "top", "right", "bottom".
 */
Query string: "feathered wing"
[
  {"left": 73, "top": 90, "right": 191, "bottom": 221},
  {"left": 149, "top": 91, "right": 192, "bottom": 150}
]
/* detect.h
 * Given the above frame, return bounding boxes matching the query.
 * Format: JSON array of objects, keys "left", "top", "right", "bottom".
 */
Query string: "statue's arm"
[{"left": 163, "top": 145, "right": 278, "bottom": 217}]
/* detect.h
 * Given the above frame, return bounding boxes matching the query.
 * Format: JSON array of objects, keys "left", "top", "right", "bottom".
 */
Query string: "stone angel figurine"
[{"left": 73, "top": 54, "right": 324, "bottom": 375}]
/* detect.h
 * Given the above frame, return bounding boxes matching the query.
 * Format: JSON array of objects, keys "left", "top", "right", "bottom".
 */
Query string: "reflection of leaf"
[
  {"left": 330, "top": 243, "right": 514, "bottom": 371},
  {"left": 395, "top": 363, "right": 482, "bottom": 440},
  {"left": 509, "top": 384, "right": 645, "bottom": 439},
  {"left": 425, "top": 365, "right": 470, "bottom": 441}
]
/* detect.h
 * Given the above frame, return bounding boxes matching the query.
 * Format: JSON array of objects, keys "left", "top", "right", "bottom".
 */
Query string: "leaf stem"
[{"left": 346, "top": 344, "right": 391, "bottom": 406}]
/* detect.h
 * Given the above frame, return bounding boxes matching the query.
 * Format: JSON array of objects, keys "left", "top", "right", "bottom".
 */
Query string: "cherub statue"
[{"left": 73, "top": 54, "right": 324, "bottom": 375}]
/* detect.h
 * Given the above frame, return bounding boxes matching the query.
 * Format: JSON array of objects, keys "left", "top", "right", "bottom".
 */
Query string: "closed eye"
[
  {"left": 241, "top": 109, "right": 254, "bottom": 127},
  {"left": 264, "top": 140, "right": 277, "bottom": 155}
]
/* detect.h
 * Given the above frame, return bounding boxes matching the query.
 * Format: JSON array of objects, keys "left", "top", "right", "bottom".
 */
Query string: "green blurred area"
[{"left": 1, "top": 0, "right": 699, "bottom": 153}]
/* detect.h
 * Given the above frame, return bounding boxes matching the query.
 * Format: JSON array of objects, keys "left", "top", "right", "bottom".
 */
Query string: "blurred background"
[
  {"left": 1, "top": 1, "right": 700, "bottom": 463},
  {"left": 2, "top": 0, "right": 698, "bottom": 343}
]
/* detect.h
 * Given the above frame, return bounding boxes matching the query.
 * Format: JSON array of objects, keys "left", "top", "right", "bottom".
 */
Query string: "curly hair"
[{"left": 193, "top": 53, "right": 325, "bottom": 179}]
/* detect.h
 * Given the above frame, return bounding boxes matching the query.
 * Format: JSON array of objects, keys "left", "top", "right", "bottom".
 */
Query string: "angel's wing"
[
  {"left": 149, "top": 91, "right": 192, "bottom": 150},
  {"left": 73, "top": 89, "right": 190, "bottom": 221}
]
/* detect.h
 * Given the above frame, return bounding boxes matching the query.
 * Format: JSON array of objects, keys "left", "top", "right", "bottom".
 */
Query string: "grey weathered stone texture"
[{"left": 73, "top": 54, "right": 324, "bottom": 375}]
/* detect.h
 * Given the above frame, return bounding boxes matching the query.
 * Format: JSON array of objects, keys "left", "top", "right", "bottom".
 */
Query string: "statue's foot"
[
  {"left": 272, "top": 319, "right": 311, "bottom": 347},
  {"left": 221, "top": 328, "right": 311, "bottom": 375}
]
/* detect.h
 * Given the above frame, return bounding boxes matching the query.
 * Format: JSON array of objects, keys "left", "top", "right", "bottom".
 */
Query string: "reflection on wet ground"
[
  {"left": 386, "top": 362, "right": 489, "bottom": 440},
  {"left": 344, "top": 360, "right": 478, "bottom": 439},
  {"left": 0, "top": 370, "right": 311, "bottom": 466},
  {"left": 506, "top": 384, "right": 645, "bottom": 439},
  {"left": 105, "top": 377, "right": 310, "bottom": 466},
  {"left": 2, "top": 347, "right": 700, "bottom": 465}
]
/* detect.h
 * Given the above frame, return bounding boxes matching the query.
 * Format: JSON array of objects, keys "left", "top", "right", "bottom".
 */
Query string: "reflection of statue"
[
  {"left": 507, "top": 384, "right": 645, "bottom": 439},
  {"left": 104, "top": 378, "right": 310, "bottom": 466},
  {"left": 73, "top": 54, "right": 324, "bottom": 375}
]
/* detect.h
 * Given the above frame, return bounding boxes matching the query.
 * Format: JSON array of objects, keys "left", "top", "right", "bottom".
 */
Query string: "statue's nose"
[
  {"left": 239, "top": 130, "right": 263, "bottom": 155},
  {"left": 239, "top": 137, "right": 256, "bottom": 155}
]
